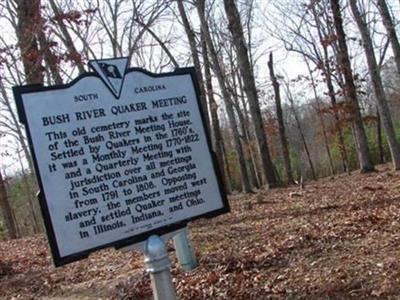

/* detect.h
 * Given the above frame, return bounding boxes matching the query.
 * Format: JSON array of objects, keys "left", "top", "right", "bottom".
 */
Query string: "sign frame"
[{"left": 13, "top": 67, "right": 229, "bottom": 267}]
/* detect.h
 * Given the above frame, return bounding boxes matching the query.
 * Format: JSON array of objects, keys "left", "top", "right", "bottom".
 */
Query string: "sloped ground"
[{"left": 1, "top": 165, "right": 400, "bottom": 299}]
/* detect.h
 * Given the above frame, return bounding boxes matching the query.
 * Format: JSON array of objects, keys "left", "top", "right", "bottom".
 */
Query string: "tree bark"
[
  {"left": 377, "top": 108, "right": 385, "bottom": 164},
  {"left": 0, "top": 77, "right": 40, "bottom": 234},
  {"left": 285, "top": 83, "right": 317, "bottom": 181},
  {"left": 0, "top": 171, "right": 18, "bottom": 239},
  {"left": 350, "top": 0, "right": 400, "bottom": 170},
  {"left": 177, "top": 0, "right": 211, "bottom": 137},
  {"left": 38, "top": 29, "right": 63, "bottom": 85},
  {"left": 15, "top": 0, "right": 43, "bottom": 233},
  {"left": 236, "top": 69, "right": 262, "bottom": 186},
  {"left": 330, "top": 0, "right": 375, "bottom": 173},
  {"left": 200, "top": 29, "right": 232, "bottom": 193},
  {"left": 267, "top": 52, "right": 294, "bottom": 184},
  {"left": 310, "top": 4, "right": 350, "bottom": 173},
  {"left": 376, "top": 0, "right": 400, "bottom": 75},
  {"left": 223, "top": 0, "right": 279, "bottom": 187},
  {"left": 16, "top": 0, "right": 44, "bottom": 84},
  {"left": 48, "top": 0, "right": 85, "bottom": 74},
  {"left": 18, "top": 152, "right": 41, "bottom": 234},
  {"left": 229, "top": 72, "right": 259, "bottom": 189},
  {"left": 303, "top": 55, "right": 335, "bottom": 176},
  {"left": 196, "top": 0, "right": 252, "bottom": 193}
]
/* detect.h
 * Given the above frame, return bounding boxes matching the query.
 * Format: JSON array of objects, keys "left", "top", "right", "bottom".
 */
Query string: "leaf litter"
[{"left": 1, "top": 165, "right": 400, "bottom": 299}]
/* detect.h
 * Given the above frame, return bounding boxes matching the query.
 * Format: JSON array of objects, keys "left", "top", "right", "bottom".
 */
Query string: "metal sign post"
[
  {"left": 173, "top": 227, "right": 197, "bottom": 271},
  {"left": 145, "top": 235, "right": 177, "bottom": 300},
  {"left": 123, "top": 230, "right": 182, "bottom": 299}
]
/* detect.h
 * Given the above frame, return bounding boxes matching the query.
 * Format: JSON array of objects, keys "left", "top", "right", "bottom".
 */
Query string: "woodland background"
[
  {"left": 2, "top": 0, "right": 400, "bottom": 298},
  {"left": 1, "top": 1, "right": 400, "bottom": 297},
  {"left": 1, "top": 0, "right": 400, "bottom": 239}
]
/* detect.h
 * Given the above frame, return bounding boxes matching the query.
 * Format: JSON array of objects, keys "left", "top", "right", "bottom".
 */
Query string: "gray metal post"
[
  {"left": 144, "top": 235, "right": 177, "bottom": 300},
  {"left": 173, "top": 227, "right": 198, "bottom": 271}
]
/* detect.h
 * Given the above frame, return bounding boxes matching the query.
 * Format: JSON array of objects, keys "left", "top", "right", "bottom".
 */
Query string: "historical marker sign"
[{"left": 13, "top": 60, "right": 229, "bottom": 266}]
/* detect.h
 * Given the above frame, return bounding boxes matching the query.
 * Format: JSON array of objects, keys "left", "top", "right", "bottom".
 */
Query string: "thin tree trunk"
[
  {"left": 330, "top": 0, "right": 375, "bottom": 173},
  {"left": 229, "top": 74, "right": 259, "bottom": 189},
  {"left": 36, "top": 0, "right": 62, "bottom": 84},
  {"left": 38, "top": 31, "right": 63, "bottom": 85},
  {"left": 0, "top": 78, "right": 40, "bottom": 234},
  {"left": 304, "top": 56, "right": 335, "bottom": 175},
  {"left": 200, "top": 30, "right": 232, "bottom": 193},
  {"left": 221, "top": 138, "right": 234, "bottom": 192},
  {"left": 311, "top": 3, "right": 349, "bottom": 173},
  {"left": 177, "top": 0, "right": 210, "bottom": 136},
  {"left": 223, "top": 0, "right": 279, "bottom": 188},
  {"left": 17, "top": 149, "right": 41, "bottom": 234},
  {"left": 350, "top": 0, "right": 400, "bottom": 170},
  {"left": 226, "top": 48, "right": 259, "bottom": 189},
  {"left": 197, "top": 0, "right": 252, "bottom": 193},
  {"left": 377, "top": 108, "right": 385, "bottom": 164},
  {"left": 376, "top": 0, "right": 400, "bottom": 75},
  {"left": 286, "top": 84, "right": 317, "bottom": 181},
  {"left": 236, "top": 69, "right": 263, "bottom": 186},
  {"left": 0, "top": 78, "right": 34, "bottom": 173},
  {"left": 1, "top": 170, "right": 21, "bottom": 237},
  {"left": 267, "top": 52, "right": 294, "bottom": 184},
  {"left": 0, "top": 171, "right": 18, "bottom": 239},
  {"left": 48, "top": 0, "right": 85, "bottom": 74}
]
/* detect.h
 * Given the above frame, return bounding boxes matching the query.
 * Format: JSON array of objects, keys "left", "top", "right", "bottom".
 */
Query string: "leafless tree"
[
  {"left": 375, "top": 0, "right": 400, "bottom": 75},
  {"left": 350, "top": 0, "right": 400, "bottom": 170},
  {"left": 0, "top": 169, "right": 18, "bottom": 239},
  {"left": 330, "top": 0, "right": 374, "bottom": 173},
  {"left": 268, "top": 52, "right": 294, "bottom": 184},
  {"left": 224, "top": 0, "right": 279, "bottom": 187},
  {"left": 196, "top": 0, "right": 252, "bottom": 192}
]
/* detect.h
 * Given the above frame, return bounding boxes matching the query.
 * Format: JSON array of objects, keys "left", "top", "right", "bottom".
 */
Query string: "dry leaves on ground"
[{"left": 1, "top": 165, "right": 400, "bottom": 299}]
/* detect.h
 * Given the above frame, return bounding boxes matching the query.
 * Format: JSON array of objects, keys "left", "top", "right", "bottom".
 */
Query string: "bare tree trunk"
[
  {"left": 223, "top": 0, "right": 279, "bottom": 188},
  {"left": 285, "top": 84, "right": 317, "bottom": 181},
  {"left": 225, "top": 47, "right": 259, "bottom": 189},
  {"left": 0, "top": 78, "right": 34, "bottom": 173},
  {"left": 236, "top": 69, "right": 263, "bottom": 186},
  {"left": 304, "top": 56, "right": 335, "bottom": 175},
  {"left": 177, "top": 0, "right": 210, "bottom": 136},
  {"left": 350, "top": 0, "right": 400, "bottom": 170},
  {"left": 377, "top": 108, "right": 385, "bottom": 164},
  {"left": 311, "top": 3, "right": 349, "bottom": 173},
  {"left": 15, "top": 0, "right": 43, "bottom": 233},
  {"left": 38, "top": 30, "right": 63, "bottom": 85},
  {"left": 1, "top": 170, "right": 21, "bottom": 237},
  {"left": 16, "top": 0, "right": 44, "bottom": 84},
  {"left": 221, "top": 138, "right": 234, "bottom": 192},
  {"left": 322, "top": 50, "right": 349, "bottom": 173},
  {"left": 0, "top": 171, "right": 18, "bottom": 239},
  {"left": 0, "top": 77, "right": 39, "bottom": 234},
  {"left": 196, "top": 0, "right": 252, "bottom": 193},
  {"left": 48, "top": 0, "right": 85, "bottom": 74},
  {"left": 229, "top": 74, "right": 259, "bottom": 189},
  {"left": 376, "top": 0, "right": 400, "bottom": 75},
  {"left": 330, "top": 0, "right": 375, "bottom": 173},
  {"left": 267, "top": 52, "right": 294, "bottom": 184},
  {"left": 17, "top": 149, "right": 41, "bottom": 234},
  {"left": 200, "top": 30, "right": 232, "bottom": 194}
]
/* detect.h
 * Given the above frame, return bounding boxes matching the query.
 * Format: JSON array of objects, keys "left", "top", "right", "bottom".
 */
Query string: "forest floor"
[{"left": 2, "top": 164, "right": 400, "bottom": 299}]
